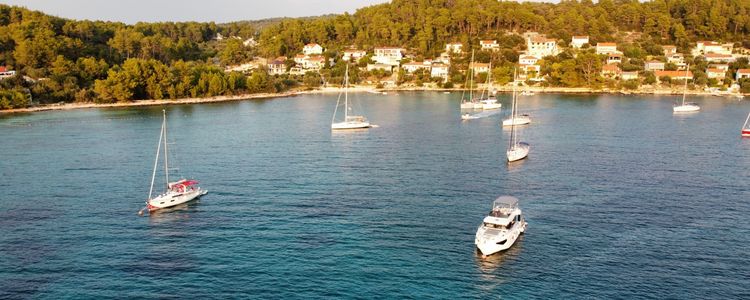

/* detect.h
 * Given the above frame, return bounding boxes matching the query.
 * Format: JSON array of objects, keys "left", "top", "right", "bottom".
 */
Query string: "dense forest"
[{"left": 1, "top": 0, "right": 750, "bottom": 109}]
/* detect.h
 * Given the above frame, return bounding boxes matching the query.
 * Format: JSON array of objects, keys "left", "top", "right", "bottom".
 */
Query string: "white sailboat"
[
  {"left": 742, "top": 112, "right": 750, "bottom": 137},
  {"left": 502, "top": 79, "right": 531, "bottom": 127},
  {"left": 332, "top": 64, "right": 371, "bottom": 130},
  {"left": 673, "top": 64, "right": 700, "bottom": 113},
  {"left": 460, "top": 50, "right": 483, "bottom": 110},
  {"left": 141, "top": 110, "right": 207, "bottom": 214},
  {"left": 479, "top": 61, "right": 502, "bottom": 110},
  {"left": 507, "top": 73, "right": 529, "bottom": 162}
]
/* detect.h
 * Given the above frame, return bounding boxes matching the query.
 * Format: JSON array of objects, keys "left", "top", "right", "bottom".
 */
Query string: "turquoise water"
[{"left": 1, "top": 92, "right": 749, "bottom": 298}]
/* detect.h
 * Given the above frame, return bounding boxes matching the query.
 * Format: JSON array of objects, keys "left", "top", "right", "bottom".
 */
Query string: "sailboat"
[
  {"left": 460, "top": 50, "right": 483, "bottom": 109},
  {"left": 479, "top": 61, "right": 502, "bottom": 110},
  {"left": 332, "top": 64, "right": 371, "bottom": 130},
  {"left": 742, "top": 112, "right": 750, "bottom": 137},
  {"left": 142, "top": 110, "right": 207, "bottom": 214},
  {"left": 507, "top": 72, "right": 530, "bottom": 162},
  {"left": 673, "top": 64, "right": 700, "bottom": 113},
  {"left": 502, "top": 79, "right": 531, "bottom": 127}
]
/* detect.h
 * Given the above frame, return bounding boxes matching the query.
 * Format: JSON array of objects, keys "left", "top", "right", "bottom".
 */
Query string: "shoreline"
[{"left": 1, "top": 85, "right": 745, "bottom": 115}]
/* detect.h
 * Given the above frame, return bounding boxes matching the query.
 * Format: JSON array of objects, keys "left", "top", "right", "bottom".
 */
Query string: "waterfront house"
[
  {"left": 621, "top": 71, "right": 638, "bottom": 81},
  {"left": 706, "top": 68, "right": 726, "bottom": 80},
  {"left": 0, "top": 66, "right": 16, "bottom": 79},
  {"left": 430, "top": 64, "right": 449, "bottom": 82},
  {"left": 401, "top": 62, "right": 431, "bottom": 73},
  {"left": 373, "top": 47, "right": 405, "bottom": 66},
  {"left": 526, "top": 35, "right": 559, "bottom": 58},
  {"left": 596, "top": 43, "right": 618, "bottom": 55},
  {"left": 704, "top": 53, "right": 735, "bottom": 63},
  {"left": 342, "top": 49, "right": 366, "bottom": 62},
  {"left": 667, "top": 53, "right": 686, "bottom": 69},
  {"left": 518, "top": 64, "right": 541, "bottom": 81},
  {"left": 445, "top": 42, "right": 463, "bottom": 54},
  {"left": 601, "top": 64, "right": 621, "bottom": 78},
  {"left": 606, "top": 53, "right": 622, "bottom": 65},
  {"left": 737, "top": 69, "right": 750, "bottom": 81},
  {"left": 655, "top": 70, "right": 693, "bottom": 82},
  {"left": 303, "top": 43, "right": 324, "bottom": 56},
  {"left": 518, "top": 55, "right": 538, "bottom": 66},
  {"left": 480, "top": 40, "right": 499, "bottom": 51},
  {"left": 470, "top": 62, "right": 490, "bottom": 74},
  {"left": 644, "top": 60, "right": 665, "bottom": 71},
  {"left": 663, "top": 45, "right": 677, "bottom": 57},
  {"left": 692, "top": 41, "right": 733, "bottom": 56},
  {"left": 571, "top": 36, "right": 589, "bottom": 49},
  {"left": 267, "top": 59, "right": 287, "bottom": 75}
]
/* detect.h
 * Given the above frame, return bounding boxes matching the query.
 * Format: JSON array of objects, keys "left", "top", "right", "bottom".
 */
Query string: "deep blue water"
[{"left": 1, "top": 92, "right": 749, "bottom": 299}]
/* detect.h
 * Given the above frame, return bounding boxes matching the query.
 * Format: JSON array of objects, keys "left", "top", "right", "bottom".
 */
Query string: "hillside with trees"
[{"left": 1, "top": 0, "right": 750, "bottom": 109}]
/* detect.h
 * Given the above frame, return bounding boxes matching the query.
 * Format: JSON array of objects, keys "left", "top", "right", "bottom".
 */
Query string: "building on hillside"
[
  {"left": 606, "top": 53, "right": 622, "bottom": 65},
  {"left": 710, "top": 64, "right": 729, "bottom": 71},
  {"left": 692, "top": 41, "right": 733, "bottom": 56},
  {"left": 596, "top": 42, "right": 618, "bottom": 55},
  {"left": 342, "top": 49, "right": 367, "bottom": 62},
  {"left": 704, "top": 53, "right": 735, "bottom": 63},
  {"left": 267, "top": 59, "right": 287, "bottom": 75},
  {"left": 470, "top": 62, "right": 490, "bottom": 74},
  {"left": 621, "top": 71, "right": 638, "bottom": 81},
  {"left": 571, "top": 36, "right": 589, "bottom": 49},
  {"left": 480, "top": 40, "right": 499, "bottom": 51},
  {"left": 655, "top": 70, "right": 693, "bottom": 82},
  {"left": 401, "top": 62, "right": 431, "bottom": 73},
  {"left": 644, "top": 60, "right": 665, "bottom": 71},
  {"left": 526, "top": 35, "right": 559, "bottom": 58},
  {"left": 662, "top": 45, "right": 677, "bottom": 57},
  {"left": 601, "top": 64, "right": 621, "bottom": 78},
  {"left": 373, "top": 47, "right": 405, "bottom": 66},
  {"left": 706, "top": 68, "right": 726, "bottom": 80},
  {"left": 518, "top": 64, "right": 542, "bottom": 81},
  {"left": 303, "top": 43, "right": 324, "bottom": 56},
  {"left": 445, "top": 42, "right": 463, "bottom": 54},
  {"left": 430, "top": 64, "right": 449, "bottom": 82},
  {"left": 0, "top": 66, "right": 16, "bottom": 79},
  {"left": 518, "top": 55, "right": 538, "bottom": 66},
  {"left": 737, "top": 69, "right": 750, "bottom": 81},
  {"left": 667, "top": 53, "right": 685, "bottom": 66}
]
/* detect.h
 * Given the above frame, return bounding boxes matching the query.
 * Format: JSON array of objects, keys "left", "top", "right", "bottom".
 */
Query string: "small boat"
[
  {"left": 673, "top": 64, "right": 700, "bottom": 113},
  {"left": 506, "top": 70, "right": 529, "bottom": 162},
  {"left": 443, "top": 91, "right": 451, "bottom": 94},
  {"left": 480, "top": 98, "right": 502, "bottom": 110},
  {"left": 520, "top": 90, "right": 535, "bottom": 96},
  {"left": 475, "top": 196, "right": 527, "bottom": 256},
  {"left": 502, "top": 114, "right": 531, "bottom": 126},
  {"left": 461, "top": 113, "right": 480, "bottom": 120},
  {"left": 333, "top": 65, "right": 371, "bottom": 130},
  {"left": 143, "top": 110, "right": 207, "bottom": 214},
  {"left": 742, "top": 112, "right": 750, "bottom": 137}
]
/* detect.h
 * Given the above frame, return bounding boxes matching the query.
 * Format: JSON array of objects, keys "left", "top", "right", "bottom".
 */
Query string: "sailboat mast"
[
  {"left": 344, "top": 64, "right": 349, "bottom": 119},
  {"left": 163, "top": 110, "right": 169, "bottom": 189},
  {"left": 743, "top": 112, "right": 750, "bottom": 130},
  {"left": 148, "top": 119, "right": 165, "bottom": 200},
  {"left": 681, "top": 64, "right": 690, "bottom": 105},
  {"left": 487, "top": 61, "right": 493, "bottom": 98},
  {"left": 469, "top": 50, "right": 475, "bottom": 102},
  {"left": 509, "top": 69, "right": 517, "bottom": 149}
]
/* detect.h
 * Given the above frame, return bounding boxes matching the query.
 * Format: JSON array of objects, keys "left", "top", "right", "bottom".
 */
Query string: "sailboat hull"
[
  {"left": 481, "top": 103, "right": 502, "bottom": 110},
  {"left": 507, "top": 142, "right": 530, "bottom": 162},
  {"left": 673, "top": 104, "right": 700, "bottom": 112},
  {"left": 332, "top": 121, "right": 371, "bottom": 130},
  {"left": 742, "top": 129, "right": 750, "bottom": 137},
  {"left": 148, "top": 188, "right": 207, "bottom": 211},
  {"left": 502, "top": 115, "right": 531, "bottom": 126}
]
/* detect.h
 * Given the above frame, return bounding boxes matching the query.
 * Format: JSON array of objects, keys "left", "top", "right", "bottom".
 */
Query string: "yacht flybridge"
[
  {"left": 141, "top": 110, "right": 207, "bottom": 215},
  {"left": 673, "top": 64, "right": 700, "bottom": 113},
  {"left": 332, "top": 65, "right": 371, "bottom": 130},
  {"left": 475, "top": 196, "right": 527, "bottom": 257}
]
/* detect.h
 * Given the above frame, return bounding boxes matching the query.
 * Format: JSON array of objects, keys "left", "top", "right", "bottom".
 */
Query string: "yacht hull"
[
  {"left": 481, "top": 103, "right": 502, "bottom": 110},
  {"left": 673, "top": 105, "right": 700, "bottom": 112},
  {"left": 148, "top": 188, "right": 207, "bottom": 211},
  {"left": 332, "top": 121, "right": 371, "bottom": 130},
  {"left": 475, "top": 221, "right": 526, "bottom": 256}
]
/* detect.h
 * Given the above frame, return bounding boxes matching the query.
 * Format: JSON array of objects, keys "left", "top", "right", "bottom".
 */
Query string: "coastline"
[{"left": 1, "top": 85, "right": 745, "bottom": 115}]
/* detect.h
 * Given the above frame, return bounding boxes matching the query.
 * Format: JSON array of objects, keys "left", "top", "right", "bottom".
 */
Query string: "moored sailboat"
[
  {"left": 506, "top": 72, "right": 529, "bottom": 162},
  {"left": 742, "top": 112, "right": 750, "bottom": 137},
  {"left": 332, "top": 64, "right": 371, "bottom": 130},
  {"left": 141, "top": 110, "right": 207, "bottom": 215},
  {"left": 673, "top": 64, "right": 700, "bottom": 113}
]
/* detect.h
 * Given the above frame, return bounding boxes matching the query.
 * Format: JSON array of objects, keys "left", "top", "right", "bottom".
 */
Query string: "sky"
[{"left": 0, "top": 0, "right": 392, "bottom": 24}]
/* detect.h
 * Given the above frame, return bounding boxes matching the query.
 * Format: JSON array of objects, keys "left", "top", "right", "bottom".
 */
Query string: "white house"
[
  {"left": 430, "top": 64, "right": 449, "bottom": 82},
  {"left": 737, "top": 69, "right": 750, "bottom": 81},
  {"left": 606, "top": 53, "right": 622, "bottom": 65},
  {"left": 342, "top": 49, "right": 366, "bottom": 62},
  {"left": 596, "top": 42, "right": 618, "bottom": 55},
  {"left": 571, "top": 36, "right": 589, "bottom": 49},
  {"left": 709, "top": 64, "right": 729, "bottom": 71},
  {"left": 445, "top": 42, "right": 463, "bottom": 54},
  {"left": 706, "top": 68, "right": 726, "bottom": 80},
  {"left": 401, "top": 62, "right": 431, "bottom": 73},
  {"left": 662, "top": 45, "right": 677, "bottom": 57},
  {"left": 303, "top": 43, "right": 324, "bottom": 56},
  {"left": 601, "top": 64, "right": 621, "bottom": 78},
  {"left": 704, "top": 53, "right": 735, "bottom": 63},
  {"left": 373, "top": 47, "right": 405, "bottom": 66},
  {"left": 518, "top": 55, "right": 538, "bottom": 66},
  {"left": 621, "top": 71, "right": 638, "bottom": 81},
  {"left": 527, "top": 35, "right": 559, "bottom": 58},
  {"left": 692, "top": 41, "right": 733, "bottom": 56},
  {"left": 267, "top": 59, "right": 286, "bottom": 75},
  {"left": 470, "top": 62, "right": 490, "bottom": 74},
  {"left": 480, "top": 40, "right": 499, "bottom": 51},
  {"left": 519, "top": 64, "right": 542, "bottom": 81},
  {"left": 644, "top": 60, "right": 665, "bottom": 71}
]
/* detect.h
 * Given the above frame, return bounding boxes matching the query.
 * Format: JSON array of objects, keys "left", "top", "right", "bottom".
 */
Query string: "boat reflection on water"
[{"left": 147, "top": 200, "right": 202, "bottom": 224}]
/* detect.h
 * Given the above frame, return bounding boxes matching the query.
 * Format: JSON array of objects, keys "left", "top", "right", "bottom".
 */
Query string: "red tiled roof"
[
  {"left": 705, "top": 53, "right": 732, "bottom": 58},
  {"left": 655, "top": 70, "right": 693, "bottom": 77},
  {"left": 738, "top": 69, "right": 750, "bottom": 74},
  {"left": 597, "top": 42, "right": 617, "bottom": 47},
  {"left": 706, "top": 68, "right": 724, "bottom": 73}
]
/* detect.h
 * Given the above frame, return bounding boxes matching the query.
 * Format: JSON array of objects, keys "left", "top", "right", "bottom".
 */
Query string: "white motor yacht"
[
  {"left": 475, "top": 196, "right": 527, "bottom": 256},
  {"left": 480, "top": 98, "right": 502, "bottom": 110}
]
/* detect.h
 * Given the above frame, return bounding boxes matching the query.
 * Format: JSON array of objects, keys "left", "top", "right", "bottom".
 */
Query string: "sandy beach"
[{"left": 1, "top": 85, "right": 745, "bottom": 115}]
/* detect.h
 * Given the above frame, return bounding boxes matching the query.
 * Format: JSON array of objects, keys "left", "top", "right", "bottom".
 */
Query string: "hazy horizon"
[{"left": 0, "top": 0, "right": 391, "bottom": 24}]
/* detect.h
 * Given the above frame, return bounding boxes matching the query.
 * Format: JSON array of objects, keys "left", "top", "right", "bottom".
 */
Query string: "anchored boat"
[{"left": 475, "top": 196, "right": 527, "bottom": 256}]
